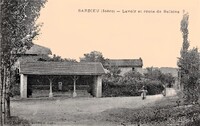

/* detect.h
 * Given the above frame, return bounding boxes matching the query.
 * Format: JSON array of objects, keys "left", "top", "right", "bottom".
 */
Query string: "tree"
[
  {"left": 178, "top": 13, "right": 189, "bottom": 90},
  {"left": 177, "top": 12, "right": 200, "bottom": 104},
  {"left": 178, "top": 48, "right": 200, "bottom": 104},
  {"left": 159, "top": 73, "right": 175, "bottom": 87},
  {"left": 0, "top": 0, "right": 47, "bottom": 124},
  {"left": 44, "top": 54, "right": 77, "bottom": 62},
  {"left": 108, "top": 66, "right": 121, "bottom": 77},
  {"left": 180, "top": 12, "right": 189, "bottom": 57},
  {"left": 80, "top": 51, "right": 106, "bottom": 65},
  {"left": 144, "top": 67, "right": 162, "bottom": 81}
]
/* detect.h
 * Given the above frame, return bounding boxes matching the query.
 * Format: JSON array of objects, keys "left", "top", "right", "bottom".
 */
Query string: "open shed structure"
[{"left": 19, "top": 61, "right": 105, "bottom": 98}]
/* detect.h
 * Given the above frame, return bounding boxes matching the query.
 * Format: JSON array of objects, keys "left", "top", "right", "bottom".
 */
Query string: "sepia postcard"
[{"left": 1, "top": 0, "right": 200, "bottom": 126}]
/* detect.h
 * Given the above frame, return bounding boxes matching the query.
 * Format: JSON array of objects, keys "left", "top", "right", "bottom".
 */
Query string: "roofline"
[
  {"left": 25, "top": 44, "right": 52, "bottom": 55},
  {"left": 104, "top": 65, "right": 143, "bottom": 67},
  {"left": 19, "top": 73, "right": 104, "bottom": 76},
  {"left": 19, "top": 61, "right": 103, "bottom": 64},
  {"left": 19, "top": 61, "right": 105, "bottom": 75},
  {"left": 108, "top": 58, "right": 142, "bottom": 60}
]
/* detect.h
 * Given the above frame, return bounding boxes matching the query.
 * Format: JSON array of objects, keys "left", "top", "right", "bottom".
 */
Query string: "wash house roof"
[
  {"left": 19, "top": 61, "right": 105, "bottom": 75},
  {"left": 105, "top": 58, "right": 143, "bottom": 67}
]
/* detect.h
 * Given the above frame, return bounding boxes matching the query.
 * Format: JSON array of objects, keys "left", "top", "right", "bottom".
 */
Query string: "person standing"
[{"left": 140, "top": 86, "right": 148, "bottom": 100}]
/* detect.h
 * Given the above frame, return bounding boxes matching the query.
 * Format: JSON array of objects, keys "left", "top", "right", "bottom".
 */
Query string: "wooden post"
[
  {"left": 47, "top": 76, "right": 56, "bottom": 98},
  {"left": 49, "top": 79, "right": 53, "bottom": 97},
  {"left": 93, "top": 76, "right": 102, "bottom": 98},
  {"left": 20, "top": 74, "right": 27, "bottom": 98},
  {"left": 97, "top": 76, "right": 102, "bottom": 98},
  {"left": 73, "top": 78, "right": 77, "bottom": 97},
  {"left": 72, "top": 76, "right": 79, "bottom": 97}
]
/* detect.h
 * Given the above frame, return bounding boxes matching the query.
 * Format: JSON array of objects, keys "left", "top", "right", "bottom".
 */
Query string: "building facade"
[{"left": 105, "top": 58, "right": 143, "bottom": 76}]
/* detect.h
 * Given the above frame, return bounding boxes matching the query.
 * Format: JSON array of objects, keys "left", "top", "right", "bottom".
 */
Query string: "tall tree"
[
  {"left": 178, "top": 13, "right": 200, "bottom": 104},
  {"left": 180, "top": 12, "right": 189, "bottom": 57},
  {"left": 177, "top": 12, "right": 190, "bottom": 92},
  {"left": 0, "top": 0, "right": 47, "bottom": 123}
]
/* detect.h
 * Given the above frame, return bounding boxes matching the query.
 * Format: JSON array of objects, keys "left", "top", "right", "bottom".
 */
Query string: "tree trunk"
[
  {"left": 0, "top": 0, "right": 3, "bottom": 124},
  {"left": 3, "top": 65, "right": 6, "bottom": 123},
  {"left": 5, "top": 67, "right": 11, "bottom": 118},
  {"left": 1, "top": 65, "right": 6, "bottom": 124},
  {"left": 0, "top": 69, "right": 2, "bottom": 126},
  {"left": 0, "top": 65, "right": 2, "bottom": 126}
]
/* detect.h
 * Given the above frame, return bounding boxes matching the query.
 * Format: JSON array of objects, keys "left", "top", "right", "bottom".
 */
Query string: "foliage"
[
  {"left": 7, "top": 116, "right": 30, "bottom": 126},
  {"left": 178, "top": 48, "right": 200, "bottom": 104},
  {"left": 177, "top": 12, "right": 200, "bottom": 104},
  {"left": 102, "top": 71, "right": 164, "bottom": 97},
  {"left": 10, "top": 83, "right": 20, "bottom": 96},
  {"left": 43, "top": 54, "right": 77, "bottom": 62},
  {"left": 2, "top": 0, "right": 47, "bottom": 63},
  {"left": 104, "top": 66, "right": 121, "bottom": 78},
  {"left": 0, "top": 0, "right": 47, "bottom": 123},
  {"left": 102, "top": 96, "right": 200, "bottom": 125},
  {"left": 144, "top": 67, "right": 175, "bottom": 87},
  {"left": 159, "top": 73, "right": 175, "bottom": 87},
  {"left": 139, "top": 80, "right": 164, "bottom": 95},
  {"left": 80, "top": 51, "right": 107, "bottom": 65},
  {"left": 180, "top": 12, "right": 189, "bottom": 57},
  {"left": 144, "top": 67, "right": 162, "bottom": 80}
]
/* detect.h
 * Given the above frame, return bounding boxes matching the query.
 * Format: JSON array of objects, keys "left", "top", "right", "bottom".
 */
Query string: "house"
[
  {"left": 15, "top": 44, "right": 52, "bottom": 67},
  {"left": 104, "top": 58, "right": 143, "bottom": 75}
]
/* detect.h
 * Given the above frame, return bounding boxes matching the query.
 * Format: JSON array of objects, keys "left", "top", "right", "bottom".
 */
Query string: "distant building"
[
  {"left": 105, "top": 58, "right": 143, "bottom": 75},
  {"left": 17, "top": 44, "right": 52, "bottom": 62}
]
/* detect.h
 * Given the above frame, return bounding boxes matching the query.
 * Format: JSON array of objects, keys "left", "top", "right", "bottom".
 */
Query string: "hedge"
[{"left": 102, "top": 79, "right": 164, "bottom": 97}]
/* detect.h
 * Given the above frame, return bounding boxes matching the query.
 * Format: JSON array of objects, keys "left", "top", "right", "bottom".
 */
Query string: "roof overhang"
[{"left": 19, "top": 61, "right": 105, "bottom": 76}]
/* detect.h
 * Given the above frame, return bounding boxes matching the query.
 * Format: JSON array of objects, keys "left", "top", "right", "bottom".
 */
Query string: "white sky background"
[{"left": 34, "top": 0, "right": 200, "bottom": 68}]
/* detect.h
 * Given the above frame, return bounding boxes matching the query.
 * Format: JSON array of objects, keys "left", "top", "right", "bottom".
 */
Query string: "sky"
[{"left": 34, "top": 0, "right": 200, "bottom": 68}]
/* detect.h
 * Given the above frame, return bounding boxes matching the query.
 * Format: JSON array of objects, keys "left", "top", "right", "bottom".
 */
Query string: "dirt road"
[{"left": 11, "top": 88, "right": 176, "bottom": 126}]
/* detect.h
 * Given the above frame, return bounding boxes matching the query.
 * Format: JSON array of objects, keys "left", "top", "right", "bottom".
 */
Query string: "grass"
[
  {"left": 6, "top": 116, "right": 30, "bottom": 126},
  {"left": 101, "top": 95, "right": 200, "bottom": 126}
]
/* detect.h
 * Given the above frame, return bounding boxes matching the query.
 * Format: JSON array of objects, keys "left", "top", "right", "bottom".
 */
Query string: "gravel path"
[{"left": 11, "top": 88, "right": 176, "bottom": 125}]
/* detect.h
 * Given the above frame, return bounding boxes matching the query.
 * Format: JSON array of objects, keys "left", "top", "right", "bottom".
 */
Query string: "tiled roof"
[
  {"left": 19, "top": 61, "right": 105, "bottom": 75},
  {"left": 105, "top": 59, "right": 143, "bottom": 67},
  {"left": 25, "top": 44, "right": 52, "bottom": 55}
]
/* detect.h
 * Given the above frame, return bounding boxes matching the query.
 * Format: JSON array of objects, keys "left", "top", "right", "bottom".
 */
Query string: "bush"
[
  {"left": 185, "top": 119, "right": 200, "bottom": 126},
  {"left": 102, "top": 82, "right": 141, "bottom": 97},
  {"left": 10, "top": 83, "right": 20, "bottom": 96},
  {"left": 102, "top": 76, "right": 164, "bottom": 97},
  {"left": 144, "top": 80, "right": 165, "bottom": 95},
  {"left": 7, "top": 116, "right": 31, "bottom": 126}
]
